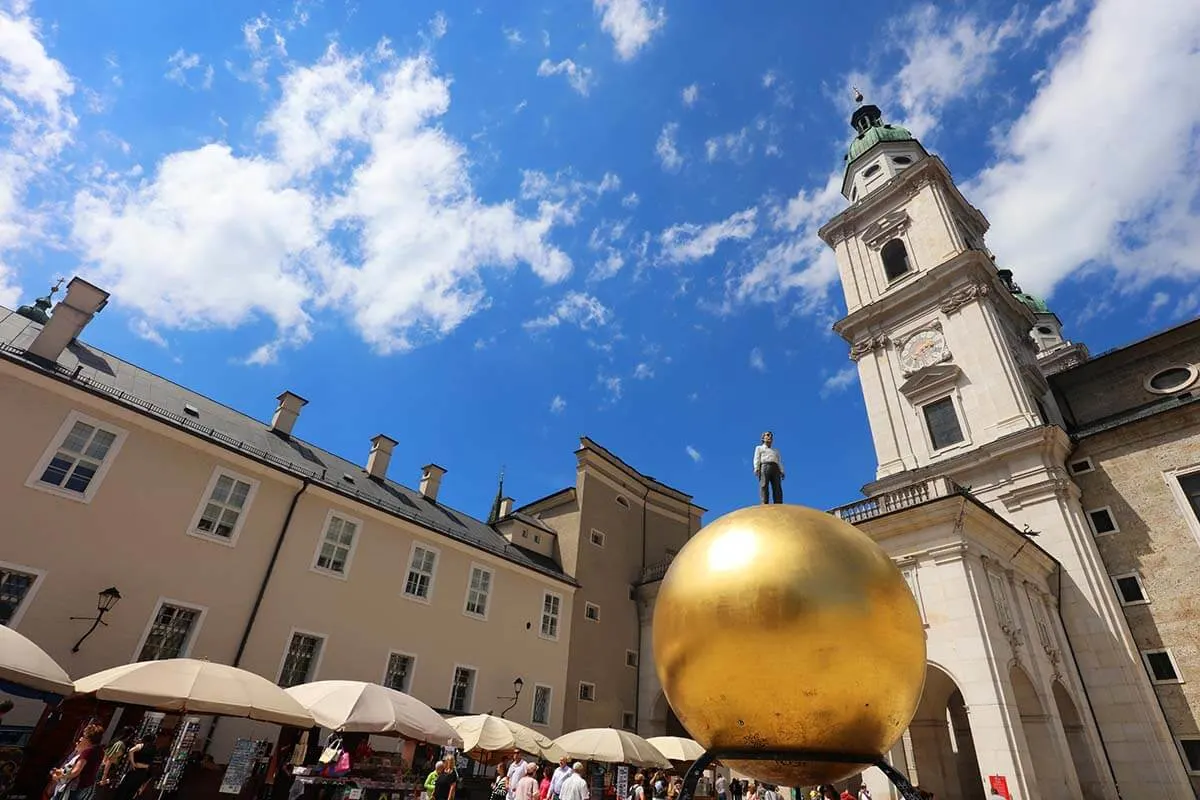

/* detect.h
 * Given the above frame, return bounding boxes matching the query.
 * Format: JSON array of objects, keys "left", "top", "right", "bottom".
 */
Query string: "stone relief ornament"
[
  {"left": 849, "top": 334, "right": 890, "bottom": 362},
  {"left": 939, "top": 281, "right": 990, "bottom": 315},
  {"left": 899, "top": 328, "right": 952, "bottom": 376},
  {"left": 861, "top": 209, "right": 912, "bottom": 250}
]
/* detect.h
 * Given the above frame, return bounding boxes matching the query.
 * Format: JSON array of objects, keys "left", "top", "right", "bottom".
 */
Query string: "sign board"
[
  {"left": 988, "top": 775, "right": 1011, "bottom": 800},
  {"left": 616, "top": 766, "right": 629, "bottom": 800},
  {"left": 157, "top": 716, "right": 201, "bottom": 794}
]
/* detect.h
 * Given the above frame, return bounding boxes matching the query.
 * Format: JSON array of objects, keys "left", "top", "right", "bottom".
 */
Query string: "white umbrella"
[
  {"left": 0, "top": 625, "right": 73, "bottom": 697},
  {"left": 645, "top": 736, "right": 706, "bottom": 762},
  {"left": 287, "top": 681, "right": 462, "bottom": 745},
  {"left": 74, "top": 659, "right": 315, "bottom": 727},
  {"left": 448, "top": 714, "right": 566, "bottom": 761},
  {"left": 554, "top": 728, "right": 671, "bottom": 768}
]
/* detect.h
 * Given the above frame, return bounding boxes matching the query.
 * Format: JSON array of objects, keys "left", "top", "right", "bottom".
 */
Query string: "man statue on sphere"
[{"left": 753, "top": 431, "right": 785, "bottom": 504}]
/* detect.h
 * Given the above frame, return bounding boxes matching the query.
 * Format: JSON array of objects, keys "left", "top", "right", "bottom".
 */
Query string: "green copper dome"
[
  {"left": 1016, "top": 292, "right": 1050, "bottom": 314},
  {"left": 844, "top": 104, "right": 915, "bottom": 164}
]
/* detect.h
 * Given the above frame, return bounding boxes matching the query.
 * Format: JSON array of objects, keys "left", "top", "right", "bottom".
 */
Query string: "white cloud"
[
  {"left": 655, "top": 122, "right": 683, "bottom": 172},
  {"left": 428, "top": 12, "right": 448, "bottom": 40},
  {"left": 660, "top": 207, "right": 757, "bottom": 264},
  {"left": 681, "top": 83, "right": 699, "bottom": 107},
  {"left": 820, "top": 365, "right": 859, "bottom": 398},
  {"left": 537, "top": 58, "right": 594, "bottom": 96},
  {"left": 503, "top": 27, "right": 524, "bottom": 46},
  {"left": 749, "top": 347, "right": 766, "bottom": 372},
  {"left": 621, "top": 191, "right": 639, "bottom": 208},
  {"left": 0, "top": 1, "right": 77, "bottom": 305},
  {"left": 165, "top": 49, "right": 214, "bottom": 89},
  {"left": 524, "top": 291, "right": 612, "bottom": 331},
  {"left": 520, "top": 168, "right": 618, "bottom": 225},
  {"left": 598, "top": 172, "right": 620, "bottom": 193},
  {"left": 685, "top": 445, "right": 702, "bottom": 463},
  {"left": 593, "top": 0, "right": 665, "bottom": 61},
  {"left": 592, "top": 249, "right": 625, "bottom": 281},
  {"left": 633, "top": 362, "right": 654, "bottom": 379},
  {"left": 761, "top": 70, "right": 777, "bottom": 88},
  {"left": 129, "top": 318, "right": 168, "bottom": 348},
  {"left": 967, "top": 0, "right": 1200, "bottom": 297},
  {"left": 71, "top": 44, "right": 574, "bottom": 358},
  {"left": 599, "top": 373, "right": 623, "bottom": 403},
  {"left": 1033, "top": 0, "right": 1081, "bottom": 37},
  {"left": 704, "top": 127, "right": 752, "bottom": 163},
  {"left": 550, "top": 394, "right": 566, "bottom": 414}
]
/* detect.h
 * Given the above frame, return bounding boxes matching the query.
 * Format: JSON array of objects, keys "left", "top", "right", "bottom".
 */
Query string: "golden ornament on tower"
[{"left": 652, "top": 504, "right": 927, "bottom": 787}]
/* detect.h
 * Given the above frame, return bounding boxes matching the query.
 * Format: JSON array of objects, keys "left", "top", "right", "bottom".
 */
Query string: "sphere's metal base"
[{"left": 680, "top": 748, "right": 922, "bottom": 800}]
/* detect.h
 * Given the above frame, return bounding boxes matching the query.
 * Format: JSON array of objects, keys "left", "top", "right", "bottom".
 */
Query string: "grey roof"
[{"left": 0, "top": 307, "right": 575, "bottom": 586}]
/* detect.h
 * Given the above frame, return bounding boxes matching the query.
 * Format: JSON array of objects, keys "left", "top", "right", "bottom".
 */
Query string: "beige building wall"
[{"left": 0, "top": 356, "right": 575, "bottom": 757}]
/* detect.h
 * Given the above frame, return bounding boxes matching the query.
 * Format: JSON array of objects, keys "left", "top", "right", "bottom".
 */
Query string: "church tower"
[{"left": 819, "top": 103, "right": 1193, "bottom": 797}]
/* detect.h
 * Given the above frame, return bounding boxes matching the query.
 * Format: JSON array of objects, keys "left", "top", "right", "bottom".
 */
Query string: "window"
[
  {"left": 625, "top": 650, "right": 639, "bottom": 668},
  {"left": 578, "top": 682, "right": 596, "bottom": 702},
  {"left": 1147, "top": 366, "right": 1197, "bottom": 394},
  {"left": 531, "top": 684, "right": 552, "bottom": 726},
  {"left": 1179, "top": 472, "right": 1200, "bottom": 523},
  {"left": 1069, "top": 458, "right": 1095, "bottom": 475},
  {"left": 1142, "top": 649, "right": 1181, "bottom": 684},
  {"left": 279, "top": 632, "right": 324, "bottom": 687},
  {"left": 987, "top": 571, "right": 1013, "bottom": 629},
  {"left": 449, "top": 666, "right": 476, "bottom": 713},
  {"left": 622, "top": 712, "right": 636, "bottom": 731},
  {"left": 881, "top": 238, "right": 911, "bottom": 281},
  {"left": 540, "top": 592, "right": 562, "bottom": 640},
  {"left": 862, "top": 163, "right": 881, "bottom": 178},
  {"left": 29, "top": 412, "right": 126, "bottom": 502},
  {"left": 590, "top": 529, "right": 606, "bottom": 547},
  {"left": 0, "top": 565, "right": 41, "bottom": 627},
  {"left": 615, "top": 495, "right": 631, "bottom": 510},
  {"left": 1024, "top": 587, "right": 1053, "bottom": 650},
  {"left": 383, "top": 652, "right": 415, "bottom": 693},
  {"left": 464, "top": 565, "right": 493, "bottom": 619},
  {"left": 191, "top": 469, "right": 256, "bottom": 542},
  {"left": 313, "top": 513, "right": 359, "bottom": 576},
  {"left": 137, "top": 602, "right": 203, "bottom": 661},
  {"left": 1112, "top": 573, "right": 1148, "bottom": 606},
  {"left": 1086, "top": 507, "right": 1119, "bottom": 536},
  {"left": 1179, "top": 738, "right": 1200, "bottom": 774},
  {"left": 404, "top": 544, "right": 439, "bottom": 601},
  {"left": 923, "top": 397, "right": 965, "bottom": 451},
  {"left": 585, "top": 602, "right": 601, "bottom": 622},
  {"left": 892, "top": 155, "right": 913, "bottom": 165}
]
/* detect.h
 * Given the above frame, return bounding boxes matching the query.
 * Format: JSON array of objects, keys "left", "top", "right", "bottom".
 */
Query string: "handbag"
[
  {"left": 318, "top": 738, "right": 342, "bottom": 765},
  {"left": 328, "top": 751, "right": 351, "bottom": 777}
]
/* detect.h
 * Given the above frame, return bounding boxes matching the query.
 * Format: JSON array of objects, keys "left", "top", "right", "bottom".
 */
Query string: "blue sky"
[{"left": 1, "top": 0, "right": 1198, "bottom": 522}]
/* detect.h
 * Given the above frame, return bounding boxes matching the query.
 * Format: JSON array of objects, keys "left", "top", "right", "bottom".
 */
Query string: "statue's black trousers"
[{"left": 759, "top": 462, "right": 783, "bottom": 504}]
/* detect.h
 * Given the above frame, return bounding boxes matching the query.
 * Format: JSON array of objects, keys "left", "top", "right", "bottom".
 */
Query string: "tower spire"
[{"left": 487, "top": 466, "right": 506, "bottom": 524}]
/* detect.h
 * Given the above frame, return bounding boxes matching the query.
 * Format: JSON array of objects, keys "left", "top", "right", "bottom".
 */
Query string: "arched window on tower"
[{"left": 881, "top": 238, "right": 911, "bottom": 282}]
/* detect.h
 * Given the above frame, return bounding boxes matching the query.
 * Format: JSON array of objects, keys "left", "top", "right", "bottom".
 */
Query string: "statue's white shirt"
[{"left": 753, "top": 445, "right": 783, "bottom": 474}]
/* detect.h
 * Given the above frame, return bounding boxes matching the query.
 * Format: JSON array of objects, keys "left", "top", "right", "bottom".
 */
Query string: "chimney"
[
  {"left": 419, "top": 464, "right": 446, "bottom": 503},
  {"left": 26, "top": 278, "right": 109, "bottom": 365},
  {"left": 498, "top": 497, "right": 514, "bottom": 518},
  {"left": 270, "top": 391, "right": 308, "bottom": 437},
  {"left": 366, "top": 435, "right": 398, "bottom": 481}
]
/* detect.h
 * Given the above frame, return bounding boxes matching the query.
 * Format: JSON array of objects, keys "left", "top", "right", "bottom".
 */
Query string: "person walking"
[
  {"left": 558, "top": 764, "right": 589, "bottom": 800},
  {"left": 112, "top": 733, "right": 157, "bottom": 800},
  {"left": 549, "top": 757, "right": 573, "bottom": 800}
]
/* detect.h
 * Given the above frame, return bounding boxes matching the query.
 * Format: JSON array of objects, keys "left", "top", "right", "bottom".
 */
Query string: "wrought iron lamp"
[
  {"left": 498, "top": 677, "right": 524, "bottom": 718},
  {"left": 70, "top": 587, "right": 122, "bottom": 652}
]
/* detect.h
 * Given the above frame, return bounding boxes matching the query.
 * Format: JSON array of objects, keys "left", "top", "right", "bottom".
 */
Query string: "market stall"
[
  {"left": 646, "top": 737, "right": 716, "bottom": 799},
  {"left": 554, "top": 728, "right": 671, "bottom": 800},
  {"left": 0, "top": 625, "right": 75, "bottom": 799},
  {"left": 283, "top": 681, "right": 462, "bottom": 800}
]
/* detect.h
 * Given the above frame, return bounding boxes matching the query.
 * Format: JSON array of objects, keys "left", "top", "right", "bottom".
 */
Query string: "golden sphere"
[{"left": 652, "top": 505, "right": 926, "bottom": 787}]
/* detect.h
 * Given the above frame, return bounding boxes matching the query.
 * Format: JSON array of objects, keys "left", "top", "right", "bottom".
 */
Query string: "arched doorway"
[
  {"left": 906, "top": 664, "right": 985, "bottom": 800},
  {"left": 1008, "top": 665, "right": 1071, "bottom": 799},
  {"left": 1051, "top": 680, "right": 1105, "bottom": 799},
  {"left": 649, "top": 692, "right": 689, "bottom": 738}
]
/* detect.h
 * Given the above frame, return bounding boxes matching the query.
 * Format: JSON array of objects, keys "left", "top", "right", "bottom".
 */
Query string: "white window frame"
[
  {"left": 917, "top": 393, "right": 970, "bottom": 456},
  {"left": 1177, "top": 737, "right": 1200, "bottom": 776},
  {"left": 589, "top": 529, "right": 606, "bottom": 548},
  {"left": 132, "top": 597, "right": 208, "bottom": 662},
  {"left": 1164, "top": 464, "right": 1200, "bottom": 550},
  {"left": 26, "top": 410, "right": 129, "bottom": 504},
  {"left": 1068, "top": 457, "right": 1095, "bottom": 475},
  {"left": 625, "top": 650, "right": 638, "bottom": 668},
  {"left": 584, "top": 602, "right": 601, "bottom": 622},
  {"left": 463, "top": 563, "right": 494, "bottom": 621},
  {"left": 402, "top": 542, "right": 440, "bottom": 603},
  {"left": 276, "top": 628, "right": 327, "bottom": 687},
  {"left": 1141, "top": 648, "right": 1183, "bottom": 685},
  {"left": 615, "top": 495, "right": 631, "bottom": 510},
  {"left": 310, "top": 510, "right": 362, "bottom": 579},
  {"left": 621, "top": 711, "right": 636, "bottom": 731},
  {"left": 1111, "top": 572, "right": 1150, "bottom": 607},
  {"left": 381, "top": 650, "right": 417, "bottom": 694},
  {"left": 531, "top": 683, "right": 553, "bottom": 728},
  {"left": 448, "top": 664, "right": 478, "bottom": 714},
  {"left": 540, "top": 591, "right": 563, "bottom": 641},
  {"left": 578, "top": 681, "right": 596, "bottom": 702},
  {"left": 0, "top": 560, "right": 47, "bottom": 629},
  {"left": 186, "top": 467, "right": 260, "bottom": 547},
  {"left": 1085, "top": 506, "right": 1120, "bottom": 536}
]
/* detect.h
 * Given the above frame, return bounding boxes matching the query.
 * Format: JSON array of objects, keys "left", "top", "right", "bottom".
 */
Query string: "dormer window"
[
  {"left": 892, "top": 156, "right": 912, "bottom": 165},
  {"left": 863, "top": 163, "right": 882, "bottom": 179},
  {"left": 881, "top": 239, "right": 911, "bottom": 282}
]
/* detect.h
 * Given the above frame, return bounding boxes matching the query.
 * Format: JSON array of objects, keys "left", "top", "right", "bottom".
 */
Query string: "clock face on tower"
[{"left": 899, "top": 329, "right": 950, "bottom": 374}]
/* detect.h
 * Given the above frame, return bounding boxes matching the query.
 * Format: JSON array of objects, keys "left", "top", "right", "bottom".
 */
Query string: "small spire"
[
  {"left": 15, "top": 277, "right": 65, "bottom": 325},
  {"left": 487, "top": 466, "right": 506, "bottom": 524},
  {"left": 852, "top": 86, "right": 864, "bottom": 105}
]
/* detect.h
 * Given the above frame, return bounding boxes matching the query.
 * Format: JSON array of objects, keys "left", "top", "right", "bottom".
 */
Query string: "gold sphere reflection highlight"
[{"left": 652, "top": 505, "right": 926, "bottom": 787}]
